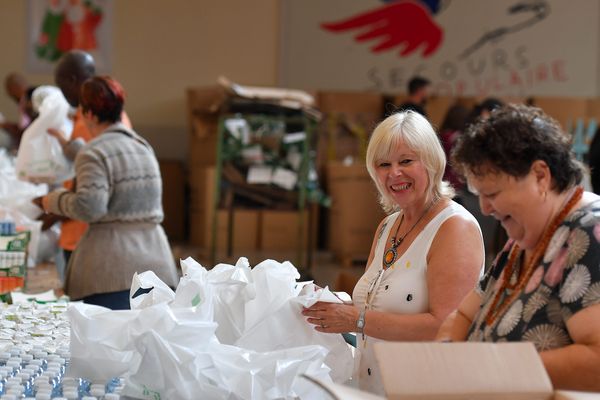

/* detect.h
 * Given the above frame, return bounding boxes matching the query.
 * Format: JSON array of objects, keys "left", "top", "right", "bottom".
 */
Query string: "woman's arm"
[
  {"left": 304, "top": 214, "right": 484, "bottom": 339},
  {"left": 540, "top": 304, "right": 600, "bottom": 391},
  {"left": 302, "top": 216, "right": 390, "bottom": 330},
  {"left": 43, "top": 149, "right": 110, "bottom": 222},
  {"left": 436, "top": 289, "right": 483, "bottom": 341},
  {"left": 47, "top": 128, "right": 85, "bottom": 161}
]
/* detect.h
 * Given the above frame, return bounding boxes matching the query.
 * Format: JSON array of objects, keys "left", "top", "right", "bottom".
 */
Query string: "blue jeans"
[{"left": 82, "top": 290, "right": 130, "bottom": 310}]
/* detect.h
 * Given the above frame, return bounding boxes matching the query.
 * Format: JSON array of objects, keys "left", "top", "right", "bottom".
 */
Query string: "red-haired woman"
[{"left": 39, "top": 76, "right": 178, "bottom": 309}]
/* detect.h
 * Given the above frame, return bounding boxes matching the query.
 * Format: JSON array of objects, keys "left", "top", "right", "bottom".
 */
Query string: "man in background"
[
  {"left": 1, "top": 72, "right": 34, "bottom": 149},
  {"left": 40, "top": 50, "right": 131, "bottom": 281},
  {"left": 396, "top": 76, "right": 431, "bottom": 117}
]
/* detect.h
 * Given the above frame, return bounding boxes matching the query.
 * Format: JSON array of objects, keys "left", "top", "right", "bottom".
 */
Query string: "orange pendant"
[{"left": 383, "top": 248, "right": 397, "bottom": 268}]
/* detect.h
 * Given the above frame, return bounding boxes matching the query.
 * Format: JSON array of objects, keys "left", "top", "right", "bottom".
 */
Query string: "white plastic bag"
[
  {"left": 67, "top": 257, "right": 353, "bottom": 399},
  {"left": 15, "top": 86, "right": 73, "bottom": 184}
]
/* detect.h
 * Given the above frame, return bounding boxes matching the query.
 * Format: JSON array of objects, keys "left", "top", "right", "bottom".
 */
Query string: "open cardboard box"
[
  {"left": 303, "top": 342, "right": 599, "bottom": 400},
  {"left": 374, "top": 342, "right": 551, "bottom": 399}
]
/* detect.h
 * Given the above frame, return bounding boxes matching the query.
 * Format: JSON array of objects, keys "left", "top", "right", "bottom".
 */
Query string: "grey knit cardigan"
[{"left": 46, "top": 123, "right": 178, "bottom": 298}]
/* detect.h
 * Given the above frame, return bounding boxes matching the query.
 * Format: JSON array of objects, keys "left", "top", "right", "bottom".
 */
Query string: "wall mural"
[
  {"left": 27, "top": 0, "right": 112, "bottom": 73},
  {"left": 281, "top": 0, "right": 598, "bottom": 97}
]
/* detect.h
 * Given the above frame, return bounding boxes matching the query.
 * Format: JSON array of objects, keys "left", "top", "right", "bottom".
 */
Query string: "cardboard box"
[
  {"left": 301, "top": 374, "right": 384, "bottom": 400},
  {"left": 316, "top": 91, "right": 384, "bottom": 167},
  {"left": 159, "top": 159, "right": 186, "bottom": 242},
  {"left": 317, "top": 91, "right": 383, "bottom": 118},
  {"left": 188, "top": 166, "right": 216, "bottom": 247},
  {"left": 374, "top": 342, "right": 553, "bottom": 400},
  {"left": 187, "top": 79, "right": 316, "bottom": 169},
  {"left": 530, "top": 97, "right": 589, "bottom": 130},
  {"left": 392, "top": 95, "right": 478, "bottom": 129},
  {"left": 260, "top": 210, "right": 309, "bottom": 252},
  {"left": 188, "top": 115, "right": 219, "bottom": 168},
  {"left": 326, "top": 161, "right": 385, "bottom": 261},
  {"left": 214, "top": 208, "right": 259, "bottom": 253},
  {"left": 553, "top": 391, "right": 600, "bottom": 400}
]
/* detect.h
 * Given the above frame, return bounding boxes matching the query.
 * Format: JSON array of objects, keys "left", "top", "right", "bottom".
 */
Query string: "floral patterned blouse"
[{"left": 468, "top": 200, "right": 600, "bottom": 351}]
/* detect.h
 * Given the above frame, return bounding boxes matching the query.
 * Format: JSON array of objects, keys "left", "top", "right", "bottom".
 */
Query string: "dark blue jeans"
[{"left": 82, "top": 290, "right": 130, "bottom": 310}]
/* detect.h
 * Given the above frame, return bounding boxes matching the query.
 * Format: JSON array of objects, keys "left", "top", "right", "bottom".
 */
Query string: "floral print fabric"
[{"left": 468, "top": 200, "right": 600, "bottom": 351}]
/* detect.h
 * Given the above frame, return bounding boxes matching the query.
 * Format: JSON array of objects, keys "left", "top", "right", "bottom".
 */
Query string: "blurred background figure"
[
  {"left": 396, "top": 76, "right": 431, "bottom": 117},
  {"left": 438, "top": 102, "right": 470, "bottom": 197},
  {"left": 1, "top": 73, "right": 35, "bottom": 150},
  {"left": 458, "top": 97, "right": 507, "bottom": 266},
  {"left": 587, "top": 126, "right": 600, "bottom": 194}
]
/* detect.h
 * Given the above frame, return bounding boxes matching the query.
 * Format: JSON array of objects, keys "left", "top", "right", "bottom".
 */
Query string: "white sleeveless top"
[{"left": 351, "top": 201, "right": 483, "bottom": 395}]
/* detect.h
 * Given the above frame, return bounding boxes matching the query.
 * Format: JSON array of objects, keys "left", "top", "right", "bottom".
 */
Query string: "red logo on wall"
[{"left": 321, "top": 0, "right": 444, "bottom": 58}]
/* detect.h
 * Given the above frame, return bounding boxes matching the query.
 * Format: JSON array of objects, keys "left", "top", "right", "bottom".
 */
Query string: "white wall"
[{"left": 0, "top": 0, "right": 280, "bottom": 160}]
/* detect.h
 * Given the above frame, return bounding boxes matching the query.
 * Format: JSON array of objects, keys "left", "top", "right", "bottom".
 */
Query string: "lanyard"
[{"left": 362, "top": 267, "right": 385, "bottom": 344}]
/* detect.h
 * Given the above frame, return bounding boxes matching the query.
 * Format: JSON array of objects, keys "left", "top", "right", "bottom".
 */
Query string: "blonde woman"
[{"left": 303, "top": 111, "right": 484, "bottom": 394}]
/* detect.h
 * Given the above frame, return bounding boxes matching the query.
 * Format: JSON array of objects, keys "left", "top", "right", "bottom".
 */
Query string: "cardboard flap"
[
  {"left": 553, "top": 391, "right": 600, "bottom": 400},
  {"left": 301, "top": 374, "right": 385, "bottom": 400},
  {"left": 218, "top": 76, "right": 315, "bottom": 109},
  {"left": 187, "top": 86, "right": 228, "bottom": 115},
  {"left": 374, "top": 342, "right": 553, "bottom": 400}
]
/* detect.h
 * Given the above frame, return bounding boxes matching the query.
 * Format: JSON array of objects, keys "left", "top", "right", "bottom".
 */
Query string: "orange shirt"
[{"left": 58, "top": 108, "right": 132, "bottom": 251}]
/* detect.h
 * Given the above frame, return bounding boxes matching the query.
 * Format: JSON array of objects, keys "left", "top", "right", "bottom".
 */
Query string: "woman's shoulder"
[{"left": 432, "top": 199, "right": 478, "bottom": 225}]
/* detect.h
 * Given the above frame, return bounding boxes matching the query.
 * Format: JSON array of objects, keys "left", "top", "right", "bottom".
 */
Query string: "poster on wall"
[
  {"left": 27, "top": 0, "right": 113, "bottom": 73},
  {"left": 280, "top": 0, "right": 599, "bottom": 97}
]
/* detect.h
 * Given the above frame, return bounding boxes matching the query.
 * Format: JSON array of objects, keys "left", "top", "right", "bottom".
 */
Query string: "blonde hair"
[{"left": 366, "top": 111, "right": 455, "bottom": 213}]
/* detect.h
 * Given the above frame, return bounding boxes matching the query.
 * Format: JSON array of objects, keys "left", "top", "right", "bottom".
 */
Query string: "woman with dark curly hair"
[{"left": 437, "top": 104, "right": 600, "bottom": 391}]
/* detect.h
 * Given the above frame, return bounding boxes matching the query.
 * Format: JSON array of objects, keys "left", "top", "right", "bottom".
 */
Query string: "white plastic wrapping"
[
  {"left": 67, "top": 257, "right": 354, "bottom": 399},
  {"left": 15, "top": 86, "right": 73, "bottom": 184},
  {"left": 0, "top": 149, "right": 56, "bottom": 266}
]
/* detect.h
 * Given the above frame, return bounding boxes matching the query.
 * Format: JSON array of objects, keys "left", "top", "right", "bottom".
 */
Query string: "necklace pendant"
[
  {"left": 390, "top": 237, "right": 403, "bottom": 248},
  {"left": 383, "top": 247, "right": 397, "bottom": 269}
]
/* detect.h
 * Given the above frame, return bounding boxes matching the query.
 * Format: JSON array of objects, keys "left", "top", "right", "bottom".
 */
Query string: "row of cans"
[{"left": 0, "top": 221, "right": 16, "bottom": 237}]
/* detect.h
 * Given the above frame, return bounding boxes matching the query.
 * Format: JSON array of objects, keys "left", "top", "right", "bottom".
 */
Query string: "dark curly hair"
[{"left": 452, "top": 104, "right": 582, "bottom": 193}]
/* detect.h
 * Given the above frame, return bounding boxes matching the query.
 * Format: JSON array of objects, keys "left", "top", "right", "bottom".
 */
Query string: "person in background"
[
  {"left": 302, "top": 111, "right": 484, "bottom": 395},
  {"left": 438, "top": 104, "right": 600, "bottom": 392},
  {"left": 460, "top": 97, "right": 507, "bottom": 265},
  {"left": 38, "top": 50, "right": 131, "bottom": 282},
  {"left": 466, "top": 97, "right": 504, "bottom": 126},
  {"left": 396, "top": 76, "right": 431, "bottom": 117},
  {"left": 587, "top": 127, "right": 600, "bottom": 194},
  {"left": 438, "top": 102, "right": 470, "bottom": 194},
  {"left": 37, "top": 76, "right": 178, "bottom": 309},
  {"left": 1, "top": 73, "right": 34, "bottom": 149}
]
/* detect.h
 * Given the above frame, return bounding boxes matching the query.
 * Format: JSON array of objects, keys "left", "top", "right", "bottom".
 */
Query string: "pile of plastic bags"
[
  {"left": 0, "top": 149, "right": 55, "bottom": 266},
  {"left": 68, "top": 257, "right": 354, "bottom": 400}
]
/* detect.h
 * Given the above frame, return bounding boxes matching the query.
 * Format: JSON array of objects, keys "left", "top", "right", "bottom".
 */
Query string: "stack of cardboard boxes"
[
  {"left": 186, "top": 83, "right": 598, "bottom": 266},
  {"left": 186, "top": 80, "right": 314, "bottom": 262},
  {"left": 316, "top": 91, "right": 386, "bottom": 266}
]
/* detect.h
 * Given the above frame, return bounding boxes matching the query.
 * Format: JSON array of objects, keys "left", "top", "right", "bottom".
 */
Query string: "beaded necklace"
[
  {"left": 382, "top": 198, "right": 437, "bottom": 269},
  {"left": 485, "top": 186, "right": 583, "bottom": 326}
]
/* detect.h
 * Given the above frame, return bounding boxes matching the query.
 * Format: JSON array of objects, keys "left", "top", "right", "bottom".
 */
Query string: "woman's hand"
[
  {"left": 31, "top": 196, "right": 45, "bottom": 210},
  {"left": 302, "top": 301, "right": 359, "bottom": 334},
  {"left": 47, "top": 128, "right": 68, "bottom": 147},
  {"left": 31, "top": 195, "right": 50, "bottom": 213}
]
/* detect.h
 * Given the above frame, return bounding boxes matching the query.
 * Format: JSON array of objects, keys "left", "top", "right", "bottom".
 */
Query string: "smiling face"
[
  {"left": 466, "top": 164, "right": 550, "bottom": 250},
  {"left": 375, "top": 139, "right": 431, "bottom": 210}
]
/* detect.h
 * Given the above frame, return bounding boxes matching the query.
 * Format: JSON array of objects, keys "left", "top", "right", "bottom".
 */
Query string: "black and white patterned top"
[{"left": 468, "top": 200, "right": 600, "bottom": 351}]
